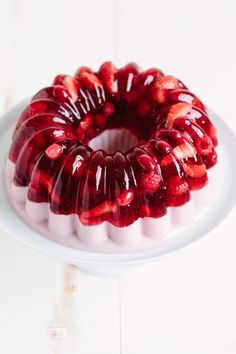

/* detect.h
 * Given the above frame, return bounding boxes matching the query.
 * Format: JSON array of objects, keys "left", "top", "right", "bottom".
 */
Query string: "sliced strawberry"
[
  {"left": 80, "top": 201, "right": 118, "bottom": 224},
  {"left": 172, "top": 141, "right": 197, "bottom": 159},
  {"left": 116, "top": 188, "right": 134, "bottom": 206},
  {"left": 161, "top": 153, "right": 176, "bottom": 167},
  {"left": 103, "top": 102, "right": 115, "bottom": 117},
  {"left": 167, "top": 176, "right": 189, "bottom": 195},
  {"left": 53, "top": 75, "right": 79, "bottom": 102},
  {"left": 182, "top": 163, "right": 206, "bottom": 178},
  {"left": 79, "top": 72, "right": 102, "bottom": 91},
  {"left": 63, "top": 76, "right": 79, "bottom": 102},
  {"left": 75, "top": 66, "right": 93, "bottom": 77},
  {"left": 45, "top": 144, "right": 63, "bottom": 160},
  {"left": 99, "top": 61, "right": 116, "bottom": 94},
  {"left": 140, "top": 171, "right": 161, "bottom": 194},
  {"left": 166, "top": 103, "right": 192, "bottom": 129},
  {"left": 151, "top": 75, "right": 180, "bottom": 103}
]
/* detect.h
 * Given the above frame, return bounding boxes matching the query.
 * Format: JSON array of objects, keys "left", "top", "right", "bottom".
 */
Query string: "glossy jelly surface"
[{"left": 9, "top": 62, "right": 218, "bottom": 226}]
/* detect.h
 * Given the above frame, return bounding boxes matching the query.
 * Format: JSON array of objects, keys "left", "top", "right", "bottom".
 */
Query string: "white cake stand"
[{"left": 0, "top": 101, "right": 235, "bottom": 276}]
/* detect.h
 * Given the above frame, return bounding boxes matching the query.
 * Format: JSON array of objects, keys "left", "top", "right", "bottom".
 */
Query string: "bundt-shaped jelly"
[{"left": 8, "top": 62, "right": 218, "bottom": 227}]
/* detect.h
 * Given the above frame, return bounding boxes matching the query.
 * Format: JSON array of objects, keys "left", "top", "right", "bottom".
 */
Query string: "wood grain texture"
[
  {"left": 120, "top": 214, "right": 236, "bottom": 354},
  {"left": 0, "top": 0, "right": 115, "bottom": 113},
  {"left": 0, "top": 231, "right": 121, "bottom": 354},
  {"left": 0, "top": 0, "right": 236, "bottom": 353}
]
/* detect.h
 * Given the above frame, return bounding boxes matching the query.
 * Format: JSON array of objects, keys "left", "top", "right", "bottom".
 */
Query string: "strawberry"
[
  {"left": 78, "top": 72, "right": 102, "bottom": 91},
  {"left": 166, "top": 103, "right": 192, "bottom": 129},
  {"left": 167, "top": 176, "right": 189, "bottom": 195},
  {"left": 172, "top": 141, "right": 197, "bottom": 159},
  {"left": 140, "top": 171, "right": 161, "bottom": 194},
  {"left": 45, "top": 144, "right": 63, "bottom": 160},
  {"left": 151, "top": 75, "right": 180, "bottom": 103},
  {"left": 99, "top": 61, "right": 116, "bottom": 94},
  {"left": 53, "top": 75, "right": 79, "bottom": 102},
  {"left": 63, "top": 76, "right": 79, "bottom": 102},
  {"left": 161, "top": 153, "right": 176, "bottom": 167},
  {"left": 116, "top": 188, "right": 134, "bottom": 206},
  {"left": 75, "top": 66, "right": 93, "bottom": 77},
  {"left": 53, "top": 85, "right": 71, "bottom": 102},
  {"left": 80, "top": 201, "right": 118, "bottom": 224},
  {"left": 182, "top": 163, "right": 206, "bottom": 178}
]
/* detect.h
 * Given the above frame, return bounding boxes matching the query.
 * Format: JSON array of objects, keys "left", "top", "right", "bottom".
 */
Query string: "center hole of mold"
[{"left": 88, "top": 128, "right": 139, "bottom": 154}]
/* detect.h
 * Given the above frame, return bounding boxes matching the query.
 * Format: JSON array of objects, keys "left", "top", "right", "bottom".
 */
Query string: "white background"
[{"left": 0, "top": 0, "right": 236, "bottom": 353}]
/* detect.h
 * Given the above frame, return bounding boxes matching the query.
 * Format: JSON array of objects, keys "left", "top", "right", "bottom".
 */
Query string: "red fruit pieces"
[
  {"left": 52, "top": 85, "right": 71, "bottom": 102},
  {"left": 166, "top": 103, "right": 192, "bottom": 129},
  {"left": 151, "top": 75, "right": 180, "bottom": 103},
  {"left": 167, "top": 176, "right": 189, "bottom": 196},
  {"left": 140, "top": 171, "right": 162, "bottom": 194},
  {"left": 78, "top": 71, "right": 102, "bottom": 91},
  {"left": 173, "top": 118, "right": 215, "bottom": 162},
  {"left": 172, "top": 141, "right": 197, "bottom": 160},
  {"left": 80, "top": 201, "right": 118, "bottom": 224},
  {"left": 75, "top": 66, "right": 93, "bottom": 77},
  {"left": 63, "top": 76, "right": 79, "bottom": 102},
  {"left": 160, "top": 141, "right": 196, "bottom": 166},
  {"left": 161, "top": 152, "right": 177, "bottom": 167},
  {"left": 167, "top": 89, "right": 207, "bottom": 112},
  {"left": 99, "top": 61, "right": 116, "bottom": 94},
  {"left": 53, "top": 75, "right": 79, "bottom": 102},
  {"left": 116, "top": 188, "right": 134, "bottom": 206},
  {"left": 182, "top": 163, "right": 206, "bottom": 178},
  {"left": 45, "top": 143, "right": 63, "bottom": 160}
]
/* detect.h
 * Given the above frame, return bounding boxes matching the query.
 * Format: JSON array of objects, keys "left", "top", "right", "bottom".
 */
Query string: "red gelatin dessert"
[{"left": 4, "top": 62, "right": 218, "bottom": 251}]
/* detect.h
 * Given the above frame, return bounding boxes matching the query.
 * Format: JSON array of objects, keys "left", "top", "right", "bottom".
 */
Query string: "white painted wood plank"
[
  {"left": 0, "top": 230, "right": 121, "bottom": 354},
  {"left": 0, "top": 0, "right": 115, "bottom": 114},
  {"left": 119, "top": 210, "right": 236, "bottom": 354}
]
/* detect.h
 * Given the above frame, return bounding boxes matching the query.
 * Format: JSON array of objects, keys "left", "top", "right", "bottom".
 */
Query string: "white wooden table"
[{"left": 0, "top": 1, "right": 236, "bottom": 353}]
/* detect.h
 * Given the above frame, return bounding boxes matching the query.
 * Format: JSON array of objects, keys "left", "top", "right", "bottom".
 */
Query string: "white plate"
[{"left": 0, "top": 101, "right": 236, "bottom": 276}]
